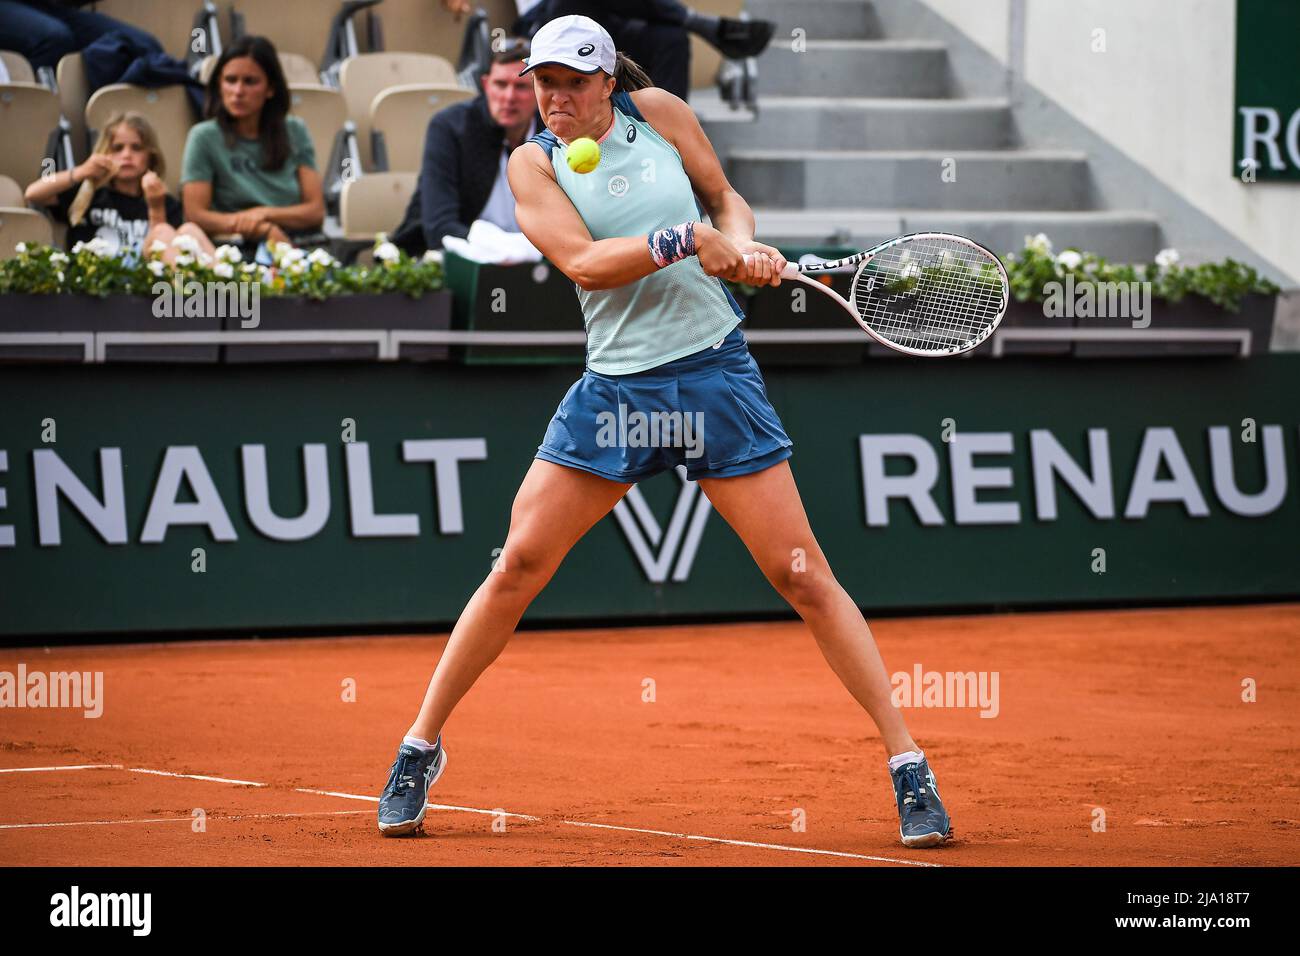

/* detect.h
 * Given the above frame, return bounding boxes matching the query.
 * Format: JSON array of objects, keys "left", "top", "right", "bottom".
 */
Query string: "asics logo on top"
[{"left": 626, "top": 124, "right": 636, "bottom": 143}]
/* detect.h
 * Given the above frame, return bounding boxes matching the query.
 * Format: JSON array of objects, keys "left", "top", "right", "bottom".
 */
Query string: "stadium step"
[
  {"left": 750, "top": 209, "right": 1162, "bottom": 262},
  {"left": 726, "top": 149, "right": 1092, "bottom": 211},
  {"left": 754, "top": 40, "right": 950, "bottom": 98},
  {"left": 696, "top": 96, "right": 1014, "bottom": 151},
  {"left": 743, "top": 0, "right": 883, "bottom": 40}
]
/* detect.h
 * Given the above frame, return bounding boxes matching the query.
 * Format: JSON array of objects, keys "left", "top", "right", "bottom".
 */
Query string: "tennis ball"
[{"left": 566, "top": 137, "right": 601, "bottom": 174}]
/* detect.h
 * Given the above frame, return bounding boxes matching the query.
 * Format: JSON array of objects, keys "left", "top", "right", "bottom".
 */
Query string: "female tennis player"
[{"left": 378, "top": 14, "right": 953, "bottom": 849}]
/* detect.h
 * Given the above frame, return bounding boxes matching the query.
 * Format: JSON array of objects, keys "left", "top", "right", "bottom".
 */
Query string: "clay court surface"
[{"left": 1, "top": 603, "right": 1297, "bottom": 867}]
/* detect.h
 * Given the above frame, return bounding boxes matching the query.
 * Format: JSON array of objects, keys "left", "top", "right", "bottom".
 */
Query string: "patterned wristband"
[{"left": 647, "top": 221, "right": 697, "bottom": 269}]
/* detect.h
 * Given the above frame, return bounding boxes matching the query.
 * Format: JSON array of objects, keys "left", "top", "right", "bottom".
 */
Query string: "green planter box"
[
  {"left": 0, "top": 293, "right": 221, "bottom": 363},
  {"left": 221, "top": 291, "right": 452, "bottom": 363},
  {"left": 443, "top": 251, "right": 585, "bottom": 365},
  {"left": 1073, "top": 292, "right": 1276, "bottom": 358}
]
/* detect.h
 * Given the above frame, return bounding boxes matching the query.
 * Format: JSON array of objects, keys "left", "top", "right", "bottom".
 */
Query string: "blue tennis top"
[{"left": 527, "top": 90, "right": 744, "bottom": 374}]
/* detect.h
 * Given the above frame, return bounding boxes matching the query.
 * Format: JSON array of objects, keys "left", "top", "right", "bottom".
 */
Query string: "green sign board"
[
  {"left": 1234, "top": 0, "right": 1300, "bottom": 180},
  {"left": 2, "top": 356, "right": 1298, "bottom": 640}
]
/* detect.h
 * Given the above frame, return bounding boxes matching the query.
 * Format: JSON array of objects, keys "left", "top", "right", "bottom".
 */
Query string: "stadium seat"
[
  {"left": 1, "top": 50, "right": 36, "bottom": 83},
  {"left": 0, "top": 84, "right": 61, "bottom": 189},
  {"left": 196, "top": 51, "right": 319, "bottom": 88},
  {"left": 55, "top": 54, "right": 91, "bottom": 161},
  {"left": 0, "top": 207, "right": 54, "bottom": 257},
  {"left": 0, "top": 174, "right": 23, "bottom": 207},
  {"left": 339, "top": 170, "right": 414, "bottom": 241},
  {"left": 370, "top": 84, "right": 473, "bottom": 173},
  {"left": 231, "top": 0, "right": 378, "bottom": 80},
  {"left": 85, "top": 85, "right": 194, "bottom": 194},
  {"left": 289, "top": 84, "right": 347, "bottom": 171},
  {"left": 279, "top": 52, "right": 322, "bottom": 86},
  {"left": 362, "top": 0, "right": 518, "bottom": 61},
  {"left": 95, "top": 0, "right": 216, "bottom": 58},
  {"left": 338, "top": 52, "right": 457, "bottom": 170}
]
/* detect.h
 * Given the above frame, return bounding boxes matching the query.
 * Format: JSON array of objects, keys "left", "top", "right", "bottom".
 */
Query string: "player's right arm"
[{"left": 507, "top": 144, "right": 743, "bottom": 291}]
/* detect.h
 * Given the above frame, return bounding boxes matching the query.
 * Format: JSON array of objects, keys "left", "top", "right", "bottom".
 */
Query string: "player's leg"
[
  {"left": 696, "top": 460, "right": 952, "bottom": 846},
  {"left": 407, "top": 459, "right": 631, "bottom": 742},
  {"left": 378, "top": 459, "right": 630, "bottom": 835},
  {"left": 697, "top": 460, "right": 913, "bottom": 753}
]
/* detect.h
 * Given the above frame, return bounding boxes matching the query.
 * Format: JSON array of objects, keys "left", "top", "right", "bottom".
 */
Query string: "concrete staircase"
[{"left": 694, "top": 0, "right": 1160, "bottom": 260}]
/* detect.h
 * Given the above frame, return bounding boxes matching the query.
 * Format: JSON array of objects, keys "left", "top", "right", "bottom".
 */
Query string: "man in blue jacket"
[{"left": 393, "top": 38, "right": 541, "bottom": 256}]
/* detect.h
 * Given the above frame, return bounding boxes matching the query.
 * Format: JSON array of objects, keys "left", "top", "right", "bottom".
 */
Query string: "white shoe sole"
[
  {"left": 900, "top": 823, "right": 952, "bottom": 848},
  {"left": 378, "top": 748, "right": 448, "bottom": 837}
]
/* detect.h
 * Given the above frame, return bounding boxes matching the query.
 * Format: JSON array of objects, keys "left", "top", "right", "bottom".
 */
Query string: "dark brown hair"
[
  {"left": 205, "top": 35, "right": 291, "bottom": 171},
  {"left": 490, "top": 37, "right": 530, "bottom": 68},
  {"left": 613, "top": 51, "right": 652, "bottom": 92}
]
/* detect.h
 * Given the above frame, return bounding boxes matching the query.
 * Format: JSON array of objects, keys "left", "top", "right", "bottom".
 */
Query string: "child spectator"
[
  {"left": 24, "top": 109, "right": 214, "bottom": 265},
  {"left": 181, "top": 35, "right": 324, "bottom": 248}
]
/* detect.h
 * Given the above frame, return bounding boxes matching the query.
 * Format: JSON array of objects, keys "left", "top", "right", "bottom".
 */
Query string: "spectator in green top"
[{"left": 181, "top": 35, "right": 325, "bottom": 247}]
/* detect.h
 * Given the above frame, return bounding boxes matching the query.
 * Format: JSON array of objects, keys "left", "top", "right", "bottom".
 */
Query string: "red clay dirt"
[{"left": 1, "top": 603, "right": 1297, "bottom": 866}]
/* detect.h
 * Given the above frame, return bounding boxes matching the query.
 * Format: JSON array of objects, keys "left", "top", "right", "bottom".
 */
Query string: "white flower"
[
  {"left": 241, "top": 262, "right": 258, "bottom": 274},
  {"left": 257, "top": 265, "right": 275, "bottom": 284},
  {"left": 171, "top": 233, "right": 200, "bottom": 255},
  {"left": 213, "top": 261, "right": 234, "bottom": 279},
  {"left": 55, "top": 270, "right": 64, "bottom": 283},
  {"left": 1155, "top": 248, "right": 1180, "bottom": 270},
  {"left": 288, "top": 260, "right": 307, "bottom": 276},
  {"left": 374, "top": 241, "right": 401, "bottom": 263},
  {"left": 307, "top": 247, "right": 335, "bottom": 267},
  {"left": 85, "top": 236, "right": 114, "bottom": 258},
  {"left": 1025, "top": 233, "right": 1053, "bottom": 256},
  {"left": 147, "top": 259, "right": 166, "bottom": 277},
  {"left": 70, "top": 241, "right": 86, "bottom": 254},
  {"left": 49, "top": 251, "right": 69, "bottom": 266},
  {"left": 197, "top": 252, "right": 214, "bottom": 268},
  {"left": 175, "top": 252, "right": 194, "bottom": 268},
  {"left": 283, "top": 247, "right": 306, "bottom": 263},
  {"left": 1056, "top": 250, "right": 1083, "bottom": 271},
  {"left": 149, "top": 239, "right": 168, "bottom": 255},
  {"left": 215, "top": 244, "right": 242, "bottom": 264},
  {"left": 15, "top": 241, "right": 27, "bottom": 254},
  {"left": 421, "top": 249, "right": 443, "bottom": 265}
]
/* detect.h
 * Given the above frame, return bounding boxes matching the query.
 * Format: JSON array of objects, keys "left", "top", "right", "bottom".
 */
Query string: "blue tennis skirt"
[{"left": 535, "top": 324, "right": 794, "bottom": 483}]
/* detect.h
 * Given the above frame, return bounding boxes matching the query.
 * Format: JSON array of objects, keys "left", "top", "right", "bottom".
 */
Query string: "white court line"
[
  {"left": 562, "top": 820, "right": 943, "bottom": 867},
  {"left": 2, "top": 763, "right": 939, "bottom": 865},
  {"left": 0, "top": 764, "right": 122, "bottom": 773},
  {"left": 126, "top": 768, "right": 266, "bottom": 787},
  {"left": 0, "top": 809, "right": 370, "bottom": 831},
  {"left": 292, "top": 787, "right": 540, "bottom": 821}
]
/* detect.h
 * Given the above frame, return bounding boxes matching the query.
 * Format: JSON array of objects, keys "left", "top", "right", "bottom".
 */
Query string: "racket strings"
[{"left": 852, "top": 238, "right": 1005, "bottom": 353}]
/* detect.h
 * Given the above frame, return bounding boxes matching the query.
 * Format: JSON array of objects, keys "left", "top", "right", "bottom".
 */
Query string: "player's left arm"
[{"left": 631, "top": 87, "right": 785, "bottom": 284}]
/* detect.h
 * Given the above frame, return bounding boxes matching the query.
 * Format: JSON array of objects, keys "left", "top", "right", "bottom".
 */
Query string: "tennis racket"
[{"left": 743, "top": 232, "right": 1009, "bottom": 356}]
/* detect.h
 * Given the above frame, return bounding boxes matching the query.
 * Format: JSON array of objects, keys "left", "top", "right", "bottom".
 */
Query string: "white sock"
[
  {"left": 888, "top": 749, "right": 925, "bottom": 772},
  {"left": 403, "top": 735, "right": 439, "bottom": 753}
]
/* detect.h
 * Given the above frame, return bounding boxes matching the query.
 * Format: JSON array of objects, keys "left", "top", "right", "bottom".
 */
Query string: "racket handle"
[{"left": 741, "top": 252, "right": 799, "bottom": 279}]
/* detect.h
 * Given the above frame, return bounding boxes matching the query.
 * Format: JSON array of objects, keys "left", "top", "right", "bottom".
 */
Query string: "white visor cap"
[{"left": 519, "top": 15, "right": 617, "bottom": 77}]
